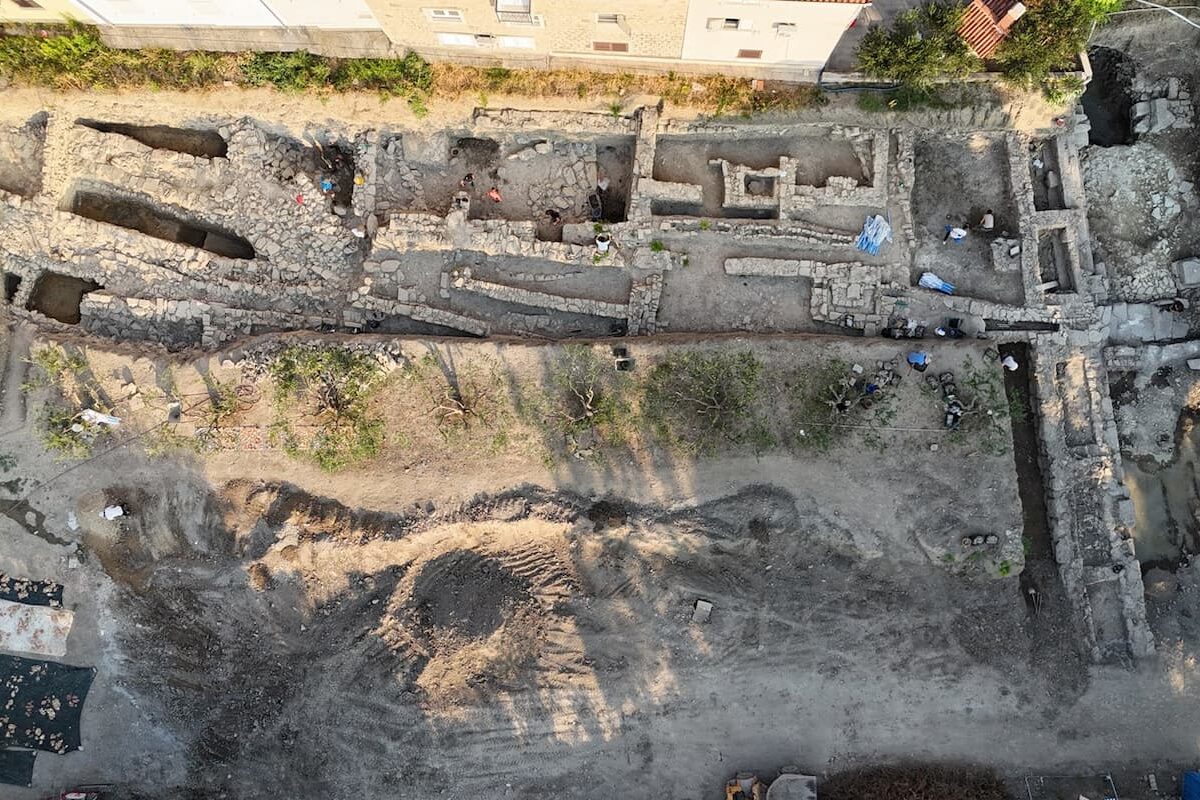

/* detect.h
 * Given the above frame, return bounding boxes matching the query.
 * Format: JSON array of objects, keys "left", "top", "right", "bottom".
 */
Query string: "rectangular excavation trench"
[
  {"left": 76, "top": 119, "right": 228, "bottom": 159},
  {"left": 1038, "top": 228, "right": 1075, "bottom": 292},
  {"left": 65, "top": 189, "right": 256, "bottom": 260}
]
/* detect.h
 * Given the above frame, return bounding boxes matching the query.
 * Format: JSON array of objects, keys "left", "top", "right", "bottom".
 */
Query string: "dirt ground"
[
  {"left": 0, "top": 327, "right": 1196, "bottom": 799},
  {"left": 911, "top": 133, "right": 1023, "bottom": 306}
]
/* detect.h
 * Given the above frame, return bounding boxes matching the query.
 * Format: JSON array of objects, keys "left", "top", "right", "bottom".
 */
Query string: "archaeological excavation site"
[{"left": 1, "top": 14, "right": 1200, "bottom": 800}]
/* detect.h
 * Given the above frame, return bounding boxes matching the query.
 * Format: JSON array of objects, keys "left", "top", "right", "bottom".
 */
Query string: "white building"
[
  {"left": 69, "top": 0, "right": 381, "bottom": 29},
  {"left": 680, "top": 0, "right": 868, "bottom": 71}
]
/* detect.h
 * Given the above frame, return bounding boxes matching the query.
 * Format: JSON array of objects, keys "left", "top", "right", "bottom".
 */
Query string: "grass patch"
[
  {"left": 933, "top": 356, "right": 1012, "bottom": 456},
  {"left": 856, "top": 85, "right": 956, "bottom": 112},
  {"left": 268, "top": 345, "right": 385, "bottom": 472},
  {"left": 26, "top": 344, "right": 114, "bottom": 458}
]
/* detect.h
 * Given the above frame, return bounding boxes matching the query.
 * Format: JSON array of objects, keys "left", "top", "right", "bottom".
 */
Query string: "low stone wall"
[
  {"left": 658, "top": 218, "right": 855, "bottom": 247},
  {"left": 1029, "top": 338, "right": 1154, "bottom": 662},
  {"left": 637, "top": 178, "right": 703, "bottom": 206},
  {"left": 628, "top": 273, "right": 664, "bottom": 335},
  {"left": 453, "top": 272, "right": 629, "bottom": 319},
  {"left": 471, "top": 108, "right": 640, "bottom": 136}
]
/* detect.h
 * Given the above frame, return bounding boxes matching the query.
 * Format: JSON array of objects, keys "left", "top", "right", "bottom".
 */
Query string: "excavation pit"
[
  {"left": 26, "top": 272, "right": 101, "bottom": 324},
  {"left": 76, "top": 120, "right": 228, "bottom": 159},
  {"left": 66, "top": 189, "right": 256, "bottom": 260},
  {"left": 1082, "top": 47, "right": 1135, "bottom": 147},
  {"left": 4, "top": 273, "right": 21, "bottom": 303},
  {"left": 652, "top": 134, "right": 866, "bottom": 218},
  {"left": 264, "top": 133, "right": 356, "bottom": 207}
]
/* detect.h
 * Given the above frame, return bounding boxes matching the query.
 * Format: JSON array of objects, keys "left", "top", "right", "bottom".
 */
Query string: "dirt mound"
[{"left": 408, "top": 549, "right": 534, "bottom": 639}]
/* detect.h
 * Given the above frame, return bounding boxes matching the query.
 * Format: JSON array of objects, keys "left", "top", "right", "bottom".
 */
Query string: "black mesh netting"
[
  {"left": 0, "top": 574, "right": 64, "bottom": 607},
  {"left": 0, "top": 655, "right": 94, "bottom": 753},
  {"left": 0, "top": 749, "right": 36, "bottom": 786}
]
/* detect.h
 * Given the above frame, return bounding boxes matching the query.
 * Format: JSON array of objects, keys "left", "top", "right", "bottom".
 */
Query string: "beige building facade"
[
  {"left": 0, "top": 0, "right": 95, "bottom": 23},
  {"left": 362, "top": 0, "right": 865, "bottom": 76},
  {"left": 363, "top": 0, "right": 689, "bottom": 64}
]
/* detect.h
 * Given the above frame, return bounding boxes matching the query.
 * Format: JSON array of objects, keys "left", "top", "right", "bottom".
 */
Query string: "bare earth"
[{"left": 0, "top": 329, "right": 1194, "bottom": 800}]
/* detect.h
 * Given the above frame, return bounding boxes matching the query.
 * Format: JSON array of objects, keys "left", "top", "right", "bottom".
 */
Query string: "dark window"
[
  {"left": 737, "top": 49, "right": 762, "bottom": 58},
  {"left": 723, "top": 18, "right": 740, "bottom": 29},
  {"left": 593, "top": 41, "right": 629, "bottom": 52}
]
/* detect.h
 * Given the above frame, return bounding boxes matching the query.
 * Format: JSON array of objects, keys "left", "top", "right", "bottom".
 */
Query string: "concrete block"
[{"left": 692, "top": 599, "right": 713, "bottom": 624}]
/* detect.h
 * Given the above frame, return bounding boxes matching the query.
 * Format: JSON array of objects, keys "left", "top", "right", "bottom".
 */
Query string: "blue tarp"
[
  {"left": 1182, "top": 771, "right": 1200, "bottom": 800},
  {"left": 919, "top": 272, "right": 956, "bottom": 295},
  {"left": 856, "top": 215, "right": 892, "bottom": 256}
]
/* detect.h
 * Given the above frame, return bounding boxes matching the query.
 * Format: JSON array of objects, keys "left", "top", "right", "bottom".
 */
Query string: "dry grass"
[
  {"left": 0, "top": 24, "right": 823, "bottom": 116},
  {"left": 431, "top": 63, "right": 824, "bottom": 114}
]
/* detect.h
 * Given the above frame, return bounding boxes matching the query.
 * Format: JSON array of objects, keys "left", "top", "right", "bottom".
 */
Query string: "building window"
[
  {"left": 11, "top": 0, "right": 43, "bottom": 7},
  {"left": 437, "top": 32, "right": 477, "bottom": 46},
  {"left": 596, "top": 13, "right": 622, "bottom": 24},
  {"left": 425, "top": 8, "right": 464, "bottom": 21},
  {"left": 737, "top": 49, "right": 762, "bottom": 59},
  {"left": 498, "top": 35, "right": 535, "bottom": 48},
  {"left": 708, "top": 17, "right": 749, "bottom": 30},
  {"left": 496, "top": 0, "right": 534, "bottom": 24},
  {"left": 593, "top": 41, "right": 629, "bottom": 52},
  {"left": 775, "top": 22, "right": 796, "bottom": 35}
]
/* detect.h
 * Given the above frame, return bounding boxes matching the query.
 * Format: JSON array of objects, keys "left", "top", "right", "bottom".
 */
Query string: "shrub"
[
  {"left": 856, "top": 3, "right": 980, "bottom": 88},
  {"left": 642, "top": 350, "right": 764, "bottom": 454},
  {"left": 331, "top": 53, "right": 432, "bottom": 96},
  {"left": 269, "top": 346, "right": 385, "bottom": 471},
  {"left": 995, "top": 0, "right": 1115, "bottom": 92},
  {"left": 240, "top": 51, "right": 332, "bottom": 91},
  {"left": 547, "top": 345, "right": 629, "bottom": 441}
]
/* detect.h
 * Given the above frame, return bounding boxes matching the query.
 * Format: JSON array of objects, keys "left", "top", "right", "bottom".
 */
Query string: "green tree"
[
  {"left": 856, "top": 3, "right": 980, "bottom": 87},
  {"left": 995, "top": 0, "right": 1117, "bottom": 90}
]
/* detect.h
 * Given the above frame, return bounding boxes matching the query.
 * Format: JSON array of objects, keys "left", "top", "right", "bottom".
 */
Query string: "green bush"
[
  {"left": 547, "top": 345, "right": 629, "bottom": 441},
  {"left": 995, "top": 0, "right": 1116, "bottom": 92},
  {"left": 856, "top": 3, "right": 980, "bottom": 88},
  {"left": 269, "top": 346, "right": 385, "bottom": 471},
  {"left": 642, "top": 350, "right": 764, "bottom": 454},
  {"left": 240, "top": 51, "right": 332, "bottom": 91},
  {"left": 331, "top": 52, "right": 433, "bottom": 96},
  {"left": 0, "top": 24, "right": 434, "bottom": 100}
]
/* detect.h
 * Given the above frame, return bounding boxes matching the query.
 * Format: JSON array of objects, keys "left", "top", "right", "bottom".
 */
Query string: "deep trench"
[
  {"left": 67, "top": 190, "right": 256, "bottom": 260},
  {"left": 1081, "top": 47, "right": 1135, "bottom": 147},
  {"left": 999, "top": 342, "right": 1075, "bottom": 635},
  {"left": 26, "top": 272, "right": 101, "bottom": 324},
  {"left": 76, "top": 119, "right": 228, "bottom": 159}
]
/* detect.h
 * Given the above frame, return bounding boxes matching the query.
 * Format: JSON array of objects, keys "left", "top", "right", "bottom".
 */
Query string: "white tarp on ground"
[{"left": 0, "top": 599, "right": 73, "bottom": 658}]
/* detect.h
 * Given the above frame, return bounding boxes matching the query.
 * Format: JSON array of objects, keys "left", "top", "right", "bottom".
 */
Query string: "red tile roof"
[{"left": 958, "top": 0, "right": 1026, "bottom": 58}]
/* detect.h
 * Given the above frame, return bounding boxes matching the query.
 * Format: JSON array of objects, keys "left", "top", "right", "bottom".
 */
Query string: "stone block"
[{"left": 1172, "top": 257, "right": 1200, "bottom": 287}]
